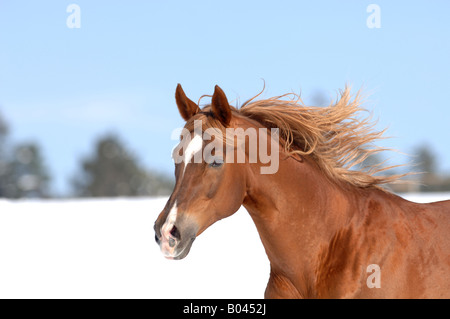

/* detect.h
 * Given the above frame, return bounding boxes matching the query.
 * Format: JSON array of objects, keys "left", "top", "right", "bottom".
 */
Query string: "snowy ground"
[{"left": 0, "top": 193, "right": 449, "bottom": 299}]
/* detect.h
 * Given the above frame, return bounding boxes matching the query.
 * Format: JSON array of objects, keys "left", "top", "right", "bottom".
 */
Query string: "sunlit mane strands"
[{"left": 239, "top": 86, "right": 402, "bottom": 188}]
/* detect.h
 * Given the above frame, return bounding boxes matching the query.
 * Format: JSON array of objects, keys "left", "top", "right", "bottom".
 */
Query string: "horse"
[{"left": 154, "top": 84, "right": 450, "bottom": 298}]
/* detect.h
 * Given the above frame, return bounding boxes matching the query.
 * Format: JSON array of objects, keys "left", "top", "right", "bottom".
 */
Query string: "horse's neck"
[{"left": 243, "top": 155, "right": 368, "bottom": 296}]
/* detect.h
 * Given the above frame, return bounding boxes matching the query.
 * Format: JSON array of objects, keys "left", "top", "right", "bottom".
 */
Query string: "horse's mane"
[{"left": 237, "top": 86, "right": 403, "bottom": 188}]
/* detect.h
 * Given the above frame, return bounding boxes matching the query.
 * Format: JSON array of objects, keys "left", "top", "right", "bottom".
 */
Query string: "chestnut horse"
[{"left": 154, "top": 84, "right": 450, "bottom": 298}]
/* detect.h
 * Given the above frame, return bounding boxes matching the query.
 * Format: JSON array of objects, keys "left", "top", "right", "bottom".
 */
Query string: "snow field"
[
  {"left": 0, "top": 198, "right": 268, "bottom": 298},
  {"left": 0, "top": 193, "right": 448, "bottom": 298}
]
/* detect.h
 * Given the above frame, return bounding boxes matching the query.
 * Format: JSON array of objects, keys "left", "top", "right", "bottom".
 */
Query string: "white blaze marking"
[
  {"left": 160, "top": 201, "right": 178, "bottom": 258},
  {"left": 160, "top": 134, "right": 202, "bottom": 258},
  {"left": 183, "top": 134, "right": 203, "bottom": 173}
]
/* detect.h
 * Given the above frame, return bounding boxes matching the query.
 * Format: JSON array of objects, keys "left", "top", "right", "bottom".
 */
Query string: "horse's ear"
[
  {"left": 211, "top": 85, "right": 231, "bottom": 126},
  {"left": 175, "top": 84, "right": 200, "bottom": 121}
]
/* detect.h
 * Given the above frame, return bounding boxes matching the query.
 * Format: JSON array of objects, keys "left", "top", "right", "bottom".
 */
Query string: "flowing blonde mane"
[{"left": 238, "top": 87, "right": 402, "bottom": 188}]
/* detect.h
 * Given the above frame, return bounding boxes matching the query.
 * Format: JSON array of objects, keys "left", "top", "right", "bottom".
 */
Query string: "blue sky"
[{"left": 1, "top": 1, "right": 449, "bottom": 195}]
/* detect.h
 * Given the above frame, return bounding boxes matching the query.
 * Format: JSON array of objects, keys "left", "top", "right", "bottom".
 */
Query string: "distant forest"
[
  {"left": 0, "top": 109, "right": 449, "bottom": 199},
  {"left": 0, "top": 110, "right": 173, "bottom": 199}
]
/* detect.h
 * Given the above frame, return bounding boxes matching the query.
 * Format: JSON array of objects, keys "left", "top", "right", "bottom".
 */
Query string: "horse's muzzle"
[{"left": 154, "top": 222, "right": 197, "bottom": 260}]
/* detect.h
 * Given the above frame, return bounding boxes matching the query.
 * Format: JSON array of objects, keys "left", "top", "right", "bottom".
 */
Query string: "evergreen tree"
[
  {"left": 415, "top": 145, "right": 437, "bottom": 176},
  {"left": 414, "top": 145, "right": 441, "bottom": 192},
  {"left": 9, "top": 143, "right": 51, "bottom": 198},
  {"left": 0, "top": 111, "right": 51, "bottom": 198},
  {"left": 72, "top": 134, "right": 173, "bottom": 197},
  {"left": 0, "top": 111, "right": 11, "bottom": 197}
]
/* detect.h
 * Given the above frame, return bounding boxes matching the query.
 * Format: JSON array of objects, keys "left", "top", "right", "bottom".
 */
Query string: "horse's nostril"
[{"left": 170, "top": 225, "right": 181, "bottom": 240}]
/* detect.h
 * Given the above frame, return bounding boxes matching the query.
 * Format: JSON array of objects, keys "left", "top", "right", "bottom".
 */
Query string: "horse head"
[{"left": 154, "top": 85, "right": 249, "bottom": 259}]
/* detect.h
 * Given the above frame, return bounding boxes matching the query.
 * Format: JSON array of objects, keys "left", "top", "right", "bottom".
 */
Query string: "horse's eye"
[{"left": 209, "top": 159, "right": 224, "bottom": 168}]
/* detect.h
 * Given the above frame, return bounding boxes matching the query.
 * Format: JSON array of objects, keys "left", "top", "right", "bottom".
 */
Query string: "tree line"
[
  {"left": 0, "top": 109, "right": 449, "bottom": 199},
  {"left": 0, "top": 111, "right": 173, "bottom": 199}
]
